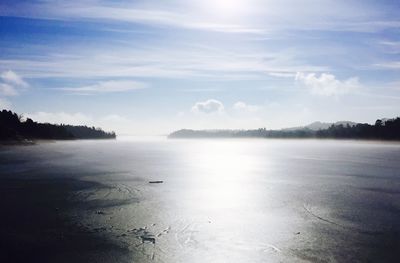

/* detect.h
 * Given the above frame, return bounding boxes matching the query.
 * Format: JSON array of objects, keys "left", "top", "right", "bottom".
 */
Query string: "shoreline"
[
  {"left": 167, "top": 136, "right": 400, "bottom": 143},
  {"left": 0, "top": 138, "right": 117, "bottom": 146}
]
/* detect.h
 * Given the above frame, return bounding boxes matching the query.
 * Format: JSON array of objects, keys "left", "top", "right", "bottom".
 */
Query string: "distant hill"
[
  {"left": 284, "top": 121, "right": 357, "bottom": 131},
  {"left": 169, "top": 117, "right": 400, "bottom": 140},
  {"left": 0, "top": 109, "right": 116, "bottom": 141}
]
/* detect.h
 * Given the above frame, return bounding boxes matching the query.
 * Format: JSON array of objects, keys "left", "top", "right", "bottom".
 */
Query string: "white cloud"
[
  {"left": 1, "top": 70, "right": 28, "bottom": 87},
  {"left": 191, "top": 99, "right": 224, "bottom": 114},
  {"left": 0, "top": 83, "right": 18, "bottom": 96},
  {"left": 62, "top": 80, "right": 147, "bottom": 94},
  {"left": 0, "top": 70, "right": 29, "bottom": 108},
  {"left": 295, "top": 72, "right": 360, "bottom": 96},
  {"left": 233, "top": 101, "right": 261, "bottom": 112},
  {"left": 0, "top": 70, "right": 28, "bottom": 97},
  {"left": 233, "top": 101, "right": 247, "bottom": 110}
]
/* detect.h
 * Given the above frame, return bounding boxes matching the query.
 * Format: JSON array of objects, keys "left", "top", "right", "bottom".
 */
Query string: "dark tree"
[
  {"left": 169, "top": 117, "right": 400, "bottom": 141},
  {"left": 0, "top": 109, "right": 116, "bottom": 141}
]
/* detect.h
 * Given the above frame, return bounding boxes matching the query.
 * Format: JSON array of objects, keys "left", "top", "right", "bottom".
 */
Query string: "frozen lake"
[{"left": 1, "top": 138, "right": 400, "bottom": 262}]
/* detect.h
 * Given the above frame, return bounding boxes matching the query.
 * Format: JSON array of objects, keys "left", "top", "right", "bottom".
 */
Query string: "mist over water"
[{"left": 1, "top": 138, "right": 400, "bottom": 262}]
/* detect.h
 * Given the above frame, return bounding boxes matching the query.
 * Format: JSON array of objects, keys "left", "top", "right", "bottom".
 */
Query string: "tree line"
[
  {"left": 0, "top": 109, "right": 116, "bottom": 141},
  {"left": 169, "top": 117, "right": 400, "bottom": 140}
]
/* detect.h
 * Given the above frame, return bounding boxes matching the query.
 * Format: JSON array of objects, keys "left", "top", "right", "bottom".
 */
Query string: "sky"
[{"left": 0, "top": 0, "right": 399, "bottom": 135}]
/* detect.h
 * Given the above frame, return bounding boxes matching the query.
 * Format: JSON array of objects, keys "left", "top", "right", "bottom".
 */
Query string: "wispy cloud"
[
  {"left": 62, "top": 80, "right": 147, "bottom": 94},
  {"left": 0, "top": 2, "right": 263, "bottom": 35},
  {"left": 0, "top": 46, "right": 328, "bottom": 81},
  {"left": 378, "top": 41, "right": 400, "bottom": 54},
  {"left": 1, "top": 0, "right": 398, "bottom": 34},
  {"left": 268, "top": 72, "right": 296, "bottom": 78},
  {"left": 374, "top": 61, "right": 400, "bottom": 69}
]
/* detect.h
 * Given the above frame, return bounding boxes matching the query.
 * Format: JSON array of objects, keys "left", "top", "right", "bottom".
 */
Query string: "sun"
[
  {"left": 197, "top": 0, "right": 251, "bottom": 19},
  {"left": 212, "top": 0, "right": 245, "bottom": 13}
]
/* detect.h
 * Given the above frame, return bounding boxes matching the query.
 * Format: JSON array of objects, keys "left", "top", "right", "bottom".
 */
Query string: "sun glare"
[
  {"left": 213, "top": 0, "right": 244, "bottom": 12},
  {"left": 180, "top": 140, "right": 262, "bottom": 212},
  {"left": 198, "top": 0, "right": 251, "bottom": 19}
]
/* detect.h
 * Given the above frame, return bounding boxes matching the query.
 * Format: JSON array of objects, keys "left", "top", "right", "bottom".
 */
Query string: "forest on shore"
[
  {"left": 169, "top": 117, "right": 400, "bottom": 140},
  {"left": 0, "top": 110, "right": 116, "bottom": 141}
]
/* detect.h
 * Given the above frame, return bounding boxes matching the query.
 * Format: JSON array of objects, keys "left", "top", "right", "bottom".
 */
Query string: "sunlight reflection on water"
[{"left": 1, "top": 138, "right": 400, "bottom": 262}]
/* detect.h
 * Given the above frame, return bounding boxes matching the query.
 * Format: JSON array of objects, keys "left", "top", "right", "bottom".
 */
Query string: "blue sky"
[{"left": 1, "top": 0, "right": 399, "bottom": 134}]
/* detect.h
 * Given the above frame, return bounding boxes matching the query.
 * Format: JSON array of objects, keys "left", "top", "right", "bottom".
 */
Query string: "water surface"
[{"left": 1, "top": 138, "right": 399, "bottom": 262}]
